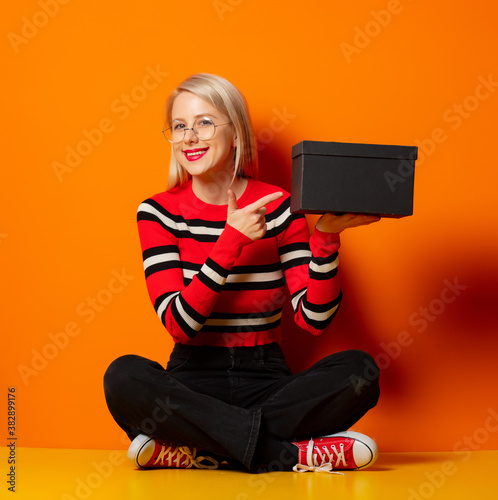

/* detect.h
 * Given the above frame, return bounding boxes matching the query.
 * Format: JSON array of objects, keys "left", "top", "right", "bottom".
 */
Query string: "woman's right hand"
[{"left": 227, "top": 189, "right": 283, "bottom": 241}]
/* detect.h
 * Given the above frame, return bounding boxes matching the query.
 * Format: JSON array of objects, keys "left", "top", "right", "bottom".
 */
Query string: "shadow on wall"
[
  {"left": 257, "top": 128, "right": 498, "bottom": 383},
  {"left": 257, "top": 133, "right": 498, "bottom": 404},
  {"left": 404, "top": 256, "right": 497, "bottom": 349}
]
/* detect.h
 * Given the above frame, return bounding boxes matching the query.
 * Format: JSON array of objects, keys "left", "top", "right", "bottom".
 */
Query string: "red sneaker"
[
  {"left": 292, "top": 431, "right": 378, "bottom": 473},
  {"left": 127, "top": 434, "right": 219, "bottom": 469}
]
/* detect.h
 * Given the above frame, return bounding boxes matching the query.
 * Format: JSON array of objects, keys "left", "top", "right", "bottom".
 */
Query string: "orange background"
[{"left": 2, "top": 0, "right": 498, "bottom": 454}]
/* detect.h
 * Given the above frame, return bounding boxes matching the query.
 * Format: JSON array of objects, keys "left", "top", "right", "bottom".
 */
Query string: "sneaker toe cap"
[
  {"left": 352, "top": 437, "right": 378, "bottom": 469},
  {"left": 127, "top": 434, "right": 155, "bottom": 468}
]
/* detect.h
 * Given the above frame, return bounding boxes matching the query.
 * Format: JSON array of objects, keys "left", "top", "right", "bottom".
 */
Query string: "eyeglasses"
[{"left": 163, "top": 117, "right": 231, "bottom": 143}]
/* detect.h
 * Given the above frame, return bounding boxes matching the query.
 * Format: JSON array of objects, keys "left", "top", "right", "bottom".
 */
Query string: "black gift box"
[{"left": 290, "top": 140, "right": 418, "bottom": 218}]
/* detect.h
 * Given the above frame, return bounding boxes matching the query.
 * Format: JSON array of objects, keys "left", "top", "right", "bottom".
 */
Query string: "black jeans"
[{"left": 103, "top": 343, "right": 379, "bottom": 470}]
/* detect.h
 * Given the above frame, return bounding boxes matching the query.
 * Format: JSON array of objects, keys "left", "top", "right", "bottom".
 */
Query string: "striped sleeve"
[
  {"left": 137, "top": 198, "right": 252, "bottom": 343},
  {"left": 276, "top": 200, "right": 342, "bottom": 336}
]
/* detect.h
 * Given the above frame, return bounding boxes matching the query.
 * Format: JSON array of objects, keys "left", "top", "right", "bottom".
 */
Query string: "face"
[{"left": 170, "top": 92, "right": 237, "bottom": 181}]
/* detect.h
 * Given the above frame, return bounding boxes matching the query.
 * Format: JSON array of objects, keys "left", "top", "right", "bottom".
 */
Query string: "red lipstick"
[{"left": 183, "top": 147, "right": 209, "bottom": 162}]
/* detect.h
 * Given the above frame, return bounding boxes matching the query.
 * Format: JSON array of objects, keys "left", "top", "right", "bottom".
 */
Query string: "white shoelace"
[
  {"left": 293, "top": 438, "right": 344, "bottom": 474},
  {"left": 153, "top": 444, "right": 219, "bottom": 469}
]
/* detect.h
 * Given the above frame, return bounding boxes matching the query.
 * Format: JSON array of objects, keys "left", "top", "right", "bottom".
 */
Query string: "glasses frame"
[{"left": 163, "top": 117, "right": 232, "bottom": 144}]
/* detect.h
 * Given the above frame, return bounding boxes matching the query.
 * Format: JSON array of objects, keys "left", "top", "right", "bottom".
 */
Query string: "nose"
[{"left": 183, "top": 127, "right": 198, "bottom": 144}]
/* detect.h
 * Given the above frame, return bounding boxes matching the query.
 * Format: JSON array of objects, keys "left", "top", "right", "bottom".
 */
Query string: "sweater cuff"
[
  {"left": 224, "top": 223, "right": 254, "bottom": 247},
  {"left": 208, "top": 224, "right": 253, "bottom": 269},
  {"left": 310, "top": 229, "right": 341, "bottom": 258}
]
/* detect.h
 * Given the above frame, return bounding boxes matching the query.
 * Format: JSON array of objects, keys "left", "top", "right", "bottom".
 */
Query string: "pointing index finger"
[{"left": 246, "top": 192, "right": 284, "bottom": 212}]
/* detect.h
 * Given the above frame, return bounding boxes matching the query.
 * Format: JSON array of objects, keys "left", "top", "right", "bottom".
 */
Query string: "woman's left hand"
[{"left": 316, "top": 213, "right": 381, "bottom": 234}]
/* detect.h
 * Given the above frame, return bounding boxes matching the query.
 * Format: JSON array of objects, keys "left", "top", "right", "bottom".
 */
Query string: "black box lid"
[{"left": 292, "top": 140, "right": 418, "bottom": 160}]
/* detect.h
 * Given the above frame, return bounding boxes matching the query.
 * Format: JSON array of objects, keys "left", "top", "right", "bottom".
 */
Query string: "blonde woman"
[{"left": 104, "top": 73, "right": 380, "bottom": 473}]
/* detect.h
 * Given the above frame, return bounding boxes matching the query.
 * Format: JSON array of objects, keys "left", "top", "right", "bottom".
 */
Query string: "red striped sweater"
[{"left": 137, "top": 179, "right": 342, "bottom": 347}]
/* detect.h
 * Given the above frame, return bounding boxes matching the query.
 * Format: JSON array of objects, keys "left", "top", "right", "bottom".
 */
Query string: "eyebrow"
[{"left": 171, "top": 113, "right": 218, "bottom": 122}]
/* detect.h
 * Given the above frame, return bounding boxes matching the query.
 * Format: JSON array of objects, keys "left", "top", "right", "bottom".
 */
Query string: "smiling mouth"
[{"left": 183, "top": 148, "right": 209, "bottom": 161}]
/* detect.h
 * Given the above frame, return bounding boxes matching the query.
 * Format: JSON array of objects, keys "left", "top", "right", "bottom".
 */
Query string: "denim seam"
[{"left": 242, "top": 407, "right": 262, "bottom": 469}]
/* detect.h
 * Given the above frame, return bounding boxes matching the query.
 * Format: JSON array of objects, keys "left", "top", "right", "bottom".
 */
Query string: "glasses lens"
[
  {"left": 163, "top": 121, "right": 186, "bottom": 143},
  {"left": 163, "top": 127, "right": 173, "bottom": 142},
  {"left": 194, "top": 118, "right": 215, "bottom": 140}
]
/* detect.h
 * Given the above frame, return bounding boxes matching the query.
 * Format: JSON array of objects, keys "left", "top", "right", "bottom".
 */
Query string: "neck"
[{"left": 192, "top": 172, "right": 248, "bottom": 205}]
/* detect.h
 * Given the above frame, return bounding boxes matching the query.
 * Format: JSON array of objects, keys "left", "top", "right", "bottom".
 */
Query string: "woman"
[{"left": 104, "top": 73, "right": 381, "bottom": 473}]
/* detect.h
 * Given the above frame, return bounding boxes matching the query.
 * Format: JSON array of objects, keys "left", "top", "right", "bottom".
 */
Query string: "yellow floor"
[{"left": 2, "top": 447, "right": 497, "bottom": 499}]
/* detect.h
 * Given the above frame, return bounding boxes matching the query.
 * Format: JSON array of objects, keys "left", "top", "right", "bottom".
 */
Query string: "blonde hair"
[{"left": 165, "top": 73, "right": 258, "bottom": 190}]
